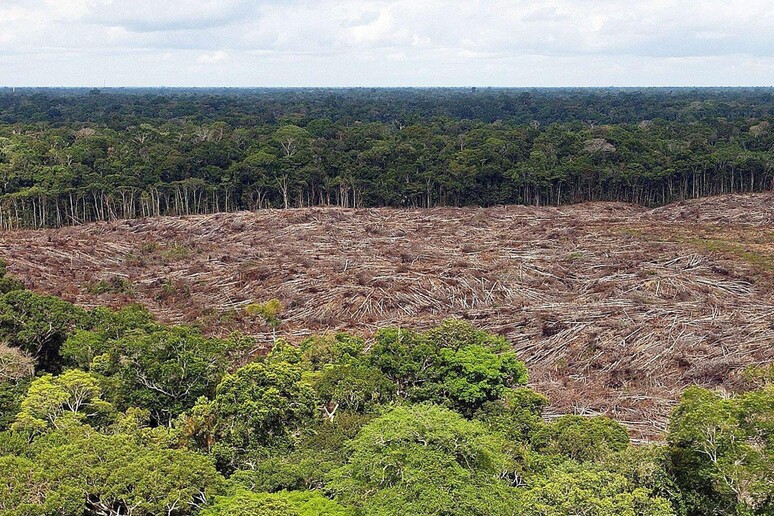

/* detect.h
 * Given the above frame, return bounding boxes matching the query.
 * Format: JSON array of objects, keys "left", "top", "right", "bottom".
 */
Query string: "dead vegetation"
[{"left": 1, "top": 192, "right": 772, "bottom": 440}]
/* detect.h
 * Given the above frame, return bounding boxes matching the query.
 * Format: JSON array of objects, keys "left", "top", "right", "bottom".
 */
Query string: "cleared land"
[{"left": 1, "top": 193, "right": 772, "bottom": 439}]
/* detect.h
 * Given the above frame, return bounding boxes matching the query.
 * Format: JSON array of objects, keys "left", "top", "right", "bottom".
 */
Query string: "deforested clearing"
[{"left": 2, "top": 192, "right": 772, "bottom": 439}]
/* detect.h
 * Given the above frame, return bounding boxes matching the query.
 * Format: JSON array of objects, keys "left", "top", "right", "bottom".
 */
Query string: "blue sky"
[{"left": 1, "top": 0, "right": 773, "bottom": 87}]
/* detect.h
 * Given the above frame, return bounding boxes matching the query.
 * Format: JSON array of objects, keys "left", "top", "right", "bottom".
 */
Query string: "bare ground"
[{"left": 1, "top": 193, "right": 772, "bottom": 440}]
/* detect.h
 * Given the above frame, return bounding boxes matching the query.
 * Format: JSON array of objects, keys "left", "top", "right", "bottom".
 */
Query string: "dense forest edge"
[
  {"left": 0, "top": 261, "right": 772, "bottom": 515},
  {"left": 1, "top": 88, "right": 773, "bottom": 229}
]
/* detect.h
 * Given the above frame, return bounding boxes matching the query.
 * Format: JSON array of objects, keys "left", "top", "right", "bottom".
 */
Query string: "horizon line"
[{"left": 3, "top": 85, "right": 774, "bottom": 90}]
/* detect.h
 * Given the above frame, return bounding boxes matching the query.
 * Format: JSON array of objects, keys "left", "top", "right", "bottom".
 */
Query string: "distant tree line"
[{"left": 0, "top": 88, "right": 773, "bottom": 228}]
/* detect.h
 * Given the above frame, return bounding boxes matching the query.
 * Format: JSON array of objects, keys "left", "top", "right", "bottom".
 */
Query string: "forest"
[
  {"left": 1, "top": 88, "right": 773, "bottom": 228},
  {"left": 0, "top": 261, "right": 772, "bottom": 516}
]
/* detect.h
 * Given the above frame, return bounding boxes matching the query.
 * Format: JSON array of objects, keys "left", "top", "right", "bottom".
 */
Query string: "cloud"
[
  {"left": 1, "top": 0, "right": 773, "bottom": 86},
  {"left": 341, "top": 10, "right": 380, "bottom": 28},
  {"left": 87, "top": 0, "right": 256, "bottom": 32},
  {"left": 197, "top": 50, "right": 229, "bottom": 64}
]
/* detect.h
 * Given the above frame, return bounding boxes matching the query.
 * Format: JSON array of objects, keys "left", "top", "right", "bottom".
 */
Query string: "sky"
[{"left": 1, "top": 0, "right": 773, "bottom": 87}]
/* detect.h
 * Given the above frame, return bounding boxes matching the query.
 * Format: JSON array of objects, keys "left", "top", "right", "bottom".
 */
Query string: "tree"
[
  {"left": 202, "top": 490, "right": 298, "bottom": 516},
  {"left": 227, "top": 412, "right": 372, "bottom": 493},
  {"left": 329, "top": 404, "right": 518, "bottom": 515},
  {"left": 518, "top": 463, "right": 675, "bottom": 516},
  {"left": 0, "top": 455, "right": 52, "bottom": 515},
  {"left": 12, "top": 370, "right": 113, "bottom": 434},
  {"left": 314, "top": 363, "right": 396, "bottom": 420},
  {"left": 0, "top": 425, "right": 225, "bottom": 515},
  {"left": 300, "top": 332, "right": 365, "bottom": 371},
  {"left": 246, "top": 299, "right": 284, "bottom": 341},
  {"left": 239, "top": 150, "right": 276, "bottom": 209},
  {"left": 0, "top": 259, "right": 23, "bottom": 294},
  {"left": 63, "top": 325, "right": 242, "bottom": 425},
  {"left": 599, "top": 445, "right": 687, "bottom": 515},
  {"left": 273, "top": 125, "right": 311, "bottom": 208},
  {"left": 45, "top": 429, "right": 223, "bottom": 515},
  {"left": 186, "top": 359, "right": 318, "bottom": 470},
  {"left": 531, "top": 415, "right": 630, "bottom": 463},
  {"left": 202, "top": 490, "right": 351, "bottom": 516},
  {"left": 0, "top": 291, "right": 88, "bottom": 372},
  {"left": 475, "top": 387, "right": 549, "bottom": 444},
  {"left": 668, "top": 386, "right": 773, "bottom": 515},
  {"left": 367, "top": 319, "right": 528, "bottom": 415}
]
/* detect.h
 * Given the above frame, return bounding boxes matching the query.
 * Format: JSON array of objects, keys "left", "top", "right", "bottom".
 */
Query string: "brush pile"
[{"left": 2, "top": 193, "right": 772, "bottom": 439}]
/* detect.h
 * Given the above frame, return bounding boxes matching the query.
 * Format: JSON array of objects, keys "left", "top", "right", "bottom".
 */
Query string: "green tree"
[
  {"left": 272, "top": 125, "right": 311, "bottom": 208},
  {"left": 228, "top": 412, "right": 372, "bottom": 493},
  {"left": 519, "top": 463, "right": 675, "bottom": 516},
  {"left": 368, "top": 320, "right": 528, "bottom": 415},
  {"left": 475, "top": 387, "right": 549, "bottom": 444},
  {"left": 202, "top": 490, "right": 351, "bottom": 516},
  {"left": 314, "top": 363, "right": 396, "bottom": 419},
  {"left": 668, "top": 386, "right": 773, "bottom": 515},
  {"left": 0, "top": 426, "right": 225, "bottom": 515},
  {"left": 12, "top": 369, "right": 113, "bottom": 434},
  {"left": 246, "top": 298, "right": 284, "bottom": 341},
  {"left": 532, "top": 415, "right": 630, "bottom": 462},
  {"left": 64, "top": 325, "right": 241, "bottom": 425},
  {"left": 0, "top": 291, "right": 88, "bottom": 372},
  {"left": 329, "top": 403, "right": 518, "bottom": 516},
  {"left": 186, "top": 359, "right": 318, "bottom": 470},
  {"left": 300, "top": 332, "right": 365, "bottom": 371},
  {"left": 0, "top": 260, "right": 23, "bottom": 294},
  {"left": 0, "top": 455, "right": 52, "bottom": 516}
]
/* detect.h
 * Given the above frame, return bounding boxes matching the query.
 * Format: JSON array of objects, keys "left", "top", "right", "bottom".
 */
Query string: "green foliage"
[
  {"left": 229, "top": 453, "right": 331, "bottom": 494},
  {"left": 475, "top": 388, "right": 549, "bottom": 444},
  {"left": 63, "top": 323, "right": 243, "bottom": 424},
  {"left": 428, "top": 343, "right": 526, "bottom": 414},
  {"left": 368, "top": 319, "right": 528, "bottom": 415},
  {"left": 0, "top": 260, "right": 23, "bottom": 294},
  {"left": 193, "top": 359, "right": 318, "bottom": 470},
  {"left": 532, "top": 415, "right": 630, "bottom": 462},
  {"left": 300, "top": 332, "right": 365, "bottom": 370},
  {"left": 0, "top": 379, "right": 29, "bottom": 432},
  {"left": 60, "top": 304, "right": 158, "bottom": 368},
  {"left": 12, "top": 369, "right": 113, "bottom": 434},
  {"left": 329, "top": 404, "right": 518, "bottom": 515},
  {"left": 600, "top": 446, "right": 687, "bottom": 516},
  {"left": 202, "top": 489, "right": 351, "bottom": 516},
  {"left": 0, "top": 426, "right": 225, "bottom": 515},
  {"left": 109, "top": 327, "right": 238, "bottom": 423},
  {"left": 518, "top": 462, "right": 676, "bottom": 516},
  {"left": 246, "top": 298, "right": 284, "bottom": 332},
  {"left": 314, "top": 363, "right": 396, "bottom": 416},
  {"left": 0, "top": 290, "right": 88, "bottom": 372},
  {"left": 266, "top": 338, "right": 303, "bottom": 364},
  {"left": 203, "top": 489, "right": 297, "bottom": 516},
  {"left": 668, "top": 386, "right": 773, "bottom": 515},
  {"left": 229, "top": 413, "right": 372, "bottom": 493},
  {"left": 0, "top": 455, "right": 49, "bottom": 516}
]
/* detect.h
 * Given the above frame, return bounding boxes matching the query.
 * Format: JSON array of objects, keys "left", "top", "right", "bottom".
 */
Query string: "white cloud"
[
  {"left": 0, "top": 0, "right": 773, "bottom": 86},
  {"left": 87, "top": 0, "right": 255, "bottom": 32},
  {"left": 197, "top": 50, "right": 229, "bottom": 64}
]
